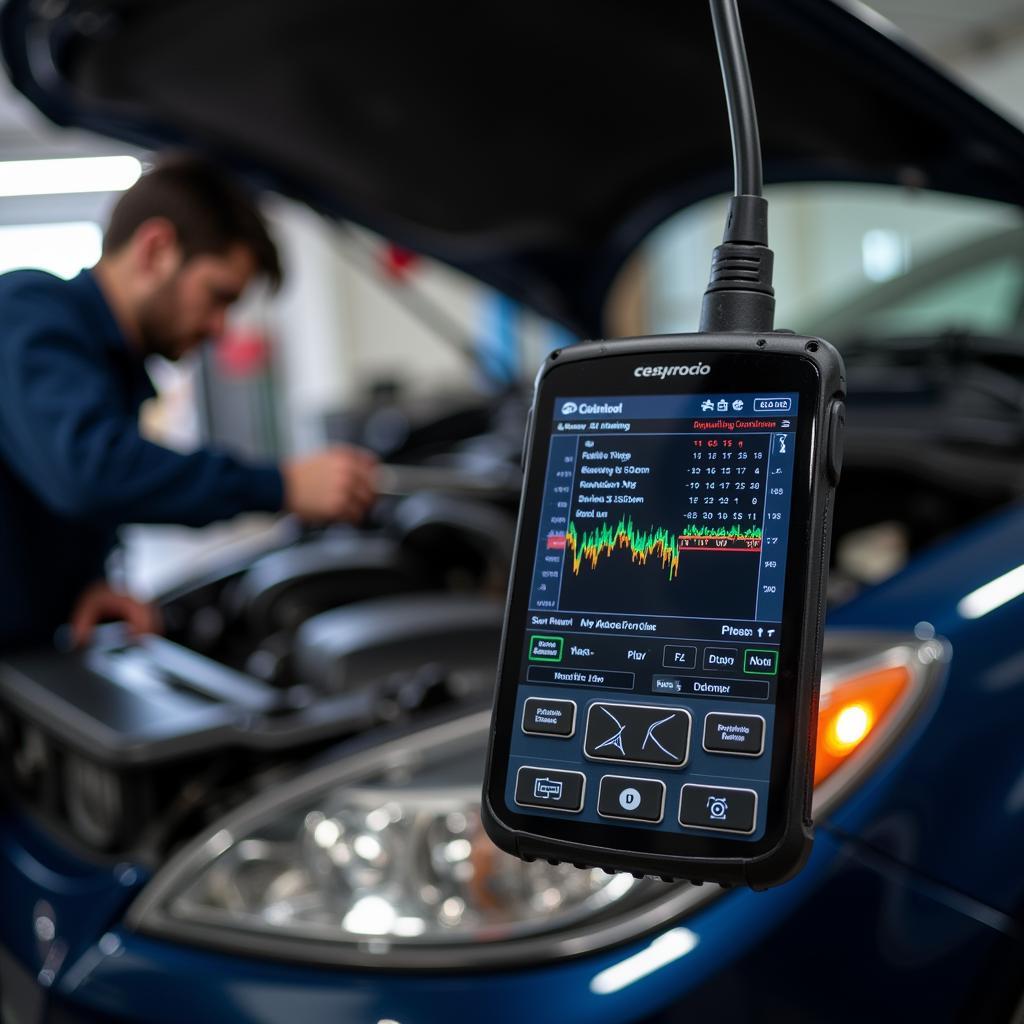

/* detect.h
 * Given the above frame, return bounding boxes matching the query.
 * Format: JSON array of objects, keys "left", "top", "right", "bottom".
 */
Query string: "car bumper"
[{"left": 1, "top": 811, "right": 1016, "bottom": 1024}]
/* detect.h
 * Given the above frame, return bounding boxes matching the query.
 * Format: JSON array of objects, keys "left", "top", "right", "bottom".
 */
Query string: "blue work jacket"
[{"left": 0, "top": 269, "right": 283, "bottom": 650}]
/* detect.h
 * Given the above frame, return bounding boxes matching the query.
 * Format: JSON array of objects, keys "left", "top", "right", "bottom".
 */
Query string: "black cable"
[
  {"left": 710, "top": 0, "right": 762, "bottom": 199},
  {"left": 699, "top": 0, "right": 775, "bottom": 332}
]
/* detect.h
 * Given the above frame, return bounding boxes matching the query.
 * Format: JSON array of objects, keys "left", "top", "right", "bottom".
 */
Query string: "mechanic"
[{"left": 0, "top": 154, "right": 377, "bottom": 652}]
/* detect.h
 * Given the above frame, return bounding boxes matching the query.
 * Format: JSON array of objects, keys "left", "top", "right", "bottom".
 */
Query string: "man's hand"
[
  {"left": 70, "top": 580, "right": 162, "bottom": 648},
  {"left": 282, "top": 445, "right": 378, "bottom": 523}
]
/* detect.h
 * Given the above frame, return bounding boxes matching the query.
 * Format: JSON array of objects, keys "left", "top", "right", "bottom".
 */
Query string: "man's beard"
[{"left": 136, "top": 275, "right": 200, "bottom": 361}]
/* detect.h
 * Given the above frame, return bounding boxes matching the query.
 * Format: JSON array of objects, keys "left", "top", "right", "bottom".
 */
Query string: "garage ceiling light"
[{"left": 0, "top": 156, "right": 142, "bottom": 197}]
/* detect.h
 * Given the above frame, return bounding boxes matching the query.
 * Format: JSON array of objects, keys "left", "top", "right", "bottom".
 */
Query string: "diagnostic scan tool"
[{"left": 483, "top": 0, "right": 845, "bottom": 888}]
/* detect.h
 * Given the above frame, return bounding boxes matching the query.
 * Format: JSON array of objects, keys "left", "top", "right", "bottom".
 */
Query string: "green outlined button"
[
  {"left": 743, "top": 648, "right": 778, "bottom": 675},
  {"left": 529, "top": 635, "right": 564, "bottom": 662}
]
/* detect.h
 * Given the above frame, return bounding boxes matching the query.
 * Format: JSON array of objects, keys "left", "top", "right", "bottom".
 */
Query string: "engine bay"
[{"left": 2, "top": 361, "right": 1022, "bottom": 865}]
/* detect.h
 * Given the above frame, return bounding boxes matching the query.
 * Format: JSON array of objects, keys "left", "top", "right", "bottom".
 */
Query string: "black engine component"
[
  {"left": 0, "top": 589, "right": 503, "bottom": 858},
  {"left": 228, "top": 534, "right": 427, "bottom": 638},
  {"left": 294, "top": 593, "right": 503, "bottom": 694}
]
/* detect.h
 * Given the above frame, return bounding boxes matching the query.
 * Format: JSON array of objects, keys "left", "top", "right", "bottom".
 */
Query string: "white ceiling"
[
  {"left": 870, "top": 0, "right": 1024, "bottom": 57},
  {"left": 0, "top": 79, "right": 117, "bottom": 159}
]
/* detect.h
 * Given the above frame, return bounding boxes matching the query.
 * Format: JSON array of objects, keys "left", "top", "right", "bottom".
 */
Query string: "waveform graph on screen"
[
  {"left": 557, "top": 515, "right": 764, "bottom": 619},
  {"left": 564, "top": 518, "right": 764, "bottom": 581},
  {"left": 567, "top": 518, "right": 684, "bottom": 579}
]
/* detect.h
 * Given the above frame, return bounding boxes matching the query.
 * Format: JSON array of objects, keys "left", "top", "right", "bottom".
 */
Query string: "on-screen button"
[
  {"left": 514, "top": 767, "right": 586, "bottom": 812},
  {"left": 522, "top": 697, "right": 577, "bottom": 737}
]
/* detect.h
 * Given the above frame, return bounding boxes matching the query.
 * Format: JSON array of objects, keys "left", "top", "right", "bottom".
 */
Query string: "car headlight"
[
  {"left": 126, "top": 710, "right": 711, "bottom": 968},
  {"left": 126, "top": 631, "right": 944, "bottom": 967},
  {"left": 810, "top": 629, "right": 946, "bottom": 814}
]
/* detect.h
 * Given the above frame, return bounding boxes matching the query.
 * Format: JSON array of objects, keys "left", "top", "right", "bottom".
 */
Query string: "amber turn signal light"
[{"left": 814, "top": 665, "right": 912, "bottom": 786}]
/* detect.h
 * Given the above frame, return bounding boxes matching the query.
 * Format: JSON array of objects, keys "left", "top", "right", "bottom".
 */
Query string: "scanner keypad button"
[
  {"left": 522, "top": 697, "right": 576, "bottom": 737},
  {"left": 514, "top": 767, "right": 585, "bottom": 812},
  {"left": 597, "top": 775, "right": 666, "bottom": 823},
  {"left": 702, "top": 712, "right": 765, "bottom": 756},
  {"left": 679, "top": 783, "right": 757, "bottom": 833},
  {"left": 584, "top": 702, "right": 691, "bottom": 767}
]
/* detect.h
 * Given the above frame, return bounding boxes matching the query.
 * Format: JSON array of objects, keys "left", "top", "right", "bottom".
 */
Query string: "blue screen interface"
[{"left": 504, "top": 392, "right": 799, "bottom": 841}]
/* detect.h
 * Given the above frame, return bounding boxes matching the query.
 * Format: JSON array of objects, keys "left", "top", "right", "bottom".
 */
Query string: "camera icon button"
[{"left": 679, "top": 783, "right": 757, "bottom": 834}]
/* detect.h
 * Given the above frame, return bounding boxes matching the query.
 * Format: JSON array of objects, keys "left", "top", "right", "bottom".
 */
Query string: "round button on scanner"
[
  {"left": 597, "top": 776, "right": 666, "bottom": 823},
  {"left": 619, "top": 787, "right": 642, "bottom": 811}
]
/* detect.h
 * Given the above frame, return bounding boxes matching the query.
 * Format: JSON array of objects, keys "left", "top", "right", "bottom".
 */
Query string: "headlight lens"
[
  {"left": 171, "top": 784, "right": 638, "bottom": 943},
  {"left": 127, "top": 631, "right": 944, "bottom": 967}
]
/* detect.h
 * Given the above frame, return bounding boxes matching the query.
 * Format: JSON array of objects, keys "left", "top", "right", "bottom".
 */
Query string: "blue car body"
[
  {"left": 3, "top": 0, "right": 1024, "bottom": 1019},
  {"left": 2, "top": 503, "right": 1022, "bottom": 1022}
]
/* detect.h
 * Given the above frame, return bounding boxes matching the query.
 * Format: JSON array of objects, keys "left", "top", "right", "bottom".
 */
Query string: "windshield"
[{"left": 609, "top": 183, "right": 1024, "bottom": 346}]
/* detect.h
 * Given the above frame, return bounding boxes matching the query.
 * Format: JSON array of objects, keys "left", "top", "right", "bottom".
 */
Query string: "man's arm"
[
  {"left": 69, "top": 579, "right": 162, "bottom": 647},
  {"left": 0, "top": 325, "right": 281, "bottom": 526},
  {"left": 0, "top": 322, "right": 376, "bottom": 527},
  {"left": 281, "top": 447, "right": 377, "bottom": 522}
]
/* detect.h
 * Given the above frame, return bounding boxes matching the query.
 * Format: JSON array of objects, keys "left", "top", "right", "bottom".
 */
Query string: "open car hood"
[{"left": 4, "top": 0, "right": 1024, "bottom": 334}]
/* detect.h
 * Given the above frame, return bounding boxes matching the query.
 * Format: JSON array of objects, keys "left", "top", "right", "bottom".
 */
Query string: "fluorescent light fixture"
[
  {"left": 0, "top": 221, "right": 102, "bottom": 279},
  {"left": 958, "top": 564, "right": 1024, "bottom": 620},
  {"left": 0, "top": 156, "right": 142, "bottom": 198},
  {"left": 589, "top": 927, "right": 699, "bottom": 995}
]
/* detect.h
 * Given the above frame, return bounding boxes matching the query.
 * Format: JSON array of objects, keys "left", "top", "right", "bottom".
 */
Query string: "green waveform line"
[
  {"left": 565, "top": 518, "right": 762, "bottom": 580},
  {"left": 678, "top": 525, "right": 763, "bottom": 539}
]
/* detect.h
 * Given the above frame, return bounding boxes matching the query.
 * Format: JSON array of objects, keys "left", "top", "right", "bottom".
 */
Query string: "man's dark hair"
[{"left": 103, "top": 154, "right": 282, "bottom": 288}]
